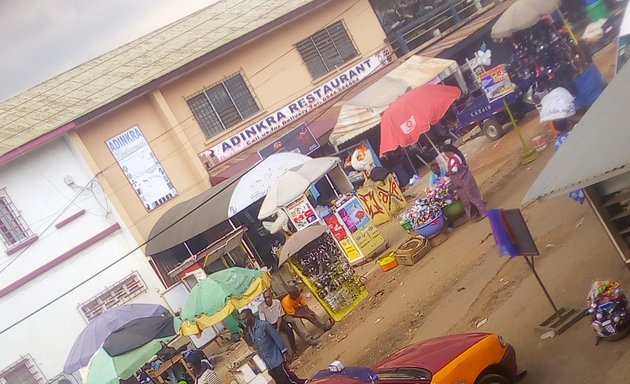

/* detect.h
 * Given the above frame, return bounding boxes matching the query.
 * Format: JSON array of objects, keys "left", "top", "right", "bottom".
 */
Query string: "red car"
[{"left": 310, "top": 333, "right": 519, "bottom": 384}]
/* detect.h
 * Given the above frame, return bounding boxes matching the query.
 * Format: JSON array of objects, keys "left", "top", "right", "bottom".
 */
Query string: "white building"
[{"left": 0, "top": 135, "right": 166, "bottom": 383}]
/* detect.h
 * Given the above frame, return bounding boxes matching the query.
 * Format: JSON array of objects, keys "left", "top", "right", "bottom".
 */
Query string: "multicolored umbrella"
[
  {"left": 176, "top": 267, "right": 271, "bottom": 336},
  {"left": 379, "top": 84, "right": 461, "bottom": 156},
  {"left": 82, "top": 336, "right": 174, "bottom": 384},
  {"left": 64, "top": 303, "right": 168, "bottom": 373}
]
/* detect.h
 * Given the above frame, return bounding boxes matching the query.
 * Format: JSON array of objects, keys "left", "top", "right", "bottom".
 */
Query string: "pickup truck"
[{"left": 449, "top": 82, "right": 530, "bottom": 141}]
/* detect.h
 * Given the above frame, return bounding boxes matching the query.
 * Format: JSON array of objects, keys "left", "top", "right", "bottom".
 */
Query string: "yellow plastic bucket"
[{"left": 378, "top": 252, "right": 398, "bottom": 272}]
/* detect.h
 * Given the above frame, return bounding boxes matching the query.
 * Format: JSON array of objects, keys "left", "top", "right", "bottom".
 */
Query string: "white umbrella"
[
  {"left": 228, "top": 153, "right": 310, "bottom": 217},
  {"left": 258, "top": 171, "right": 310, "bottom": 219},
  {"left": 539, "top": 87, "right": 576, "bottom": 122},
  {"left": 258, "top": 157, "right": 341, "bottom": 219},
  {"left": 491, "top": 0, "right": 560, "bottom": 39}
]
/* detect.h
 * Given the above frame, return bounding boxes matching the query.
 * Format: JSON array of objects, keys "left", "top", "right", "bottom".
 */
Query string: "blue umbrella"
[{"left": 64, "top": 303, "right": 168, "bottom": 373}]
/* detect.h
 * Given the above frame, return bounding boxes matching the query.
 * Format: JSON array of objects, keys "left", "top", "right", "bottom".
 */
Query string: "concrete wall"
[
  {"left": 0, "top": 136, "right": 166, "bottom": 380},
  {"left": 74, "top": 0, "right": 387, "bottom": 245}
]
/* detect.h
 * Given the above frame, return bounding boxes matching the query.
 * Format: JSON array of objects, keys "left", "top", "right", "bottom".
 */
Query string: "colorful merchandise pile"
[
  {"left": 425, "top": 179, "right": 459, "bottom": 208},
  {"left": 400, "top": 198, "right": 441, "bottom": 230},
  {"left": 292, "top": 233, "right": 365, "bottom": 312},
  {"left": 588, "top": 280, "right": 624, "bottom": 306}
]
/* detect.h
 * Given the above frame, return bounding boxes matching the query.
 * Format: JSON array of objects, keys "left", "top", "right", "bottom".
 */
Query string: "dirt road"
[{"left": 285, "top": 43, "right": 628, "bottom": 383}]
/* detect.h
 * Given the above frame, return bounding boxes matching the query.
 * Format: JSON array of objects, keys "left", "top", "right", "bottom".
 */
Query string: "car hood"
[{"left": 372, "top": 333, "right": 490, "bottom": 374}]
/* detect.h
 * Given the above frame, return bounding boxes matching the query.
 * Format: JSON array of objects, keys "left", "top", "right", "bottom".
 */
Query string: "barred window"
[
  {"left": 78, "top": 272, "right": 147, "bottom": 321},
  {"left": 0, "top": 188, "right": 34, "bottom": 249},
  {"left": 297, "top": 20, "right": 359, "bottom": 79},
  {"left": 0, "top": 355, "right": 45, "bottom": 384},
  {"left": 187, "top": 73, "right": 259, "bottom": 139}
]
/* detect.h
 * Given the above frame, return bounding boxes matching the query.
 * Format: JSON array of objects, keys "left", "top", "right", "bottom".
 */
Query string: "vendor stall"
[
  {"left": 259, "top": 157, "right": 387, "bottom": 264},
  {"left": 279, "top": 225, "right": 368, "bottom": 321}
]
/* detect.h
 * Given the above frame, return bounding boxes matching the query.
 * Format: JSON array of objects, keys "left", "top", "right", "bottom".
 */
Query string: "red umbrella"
[{"left": 379, "top": 84, "right": 461, "bottom": 156}]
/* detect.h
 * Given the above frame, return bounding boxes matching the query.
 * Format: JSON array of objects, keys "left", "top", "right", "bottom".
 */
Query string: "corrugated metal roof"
[
  {"left": 0, "top": 0, "right": 316, "bottom": 157},
  {"left": 522, "top": 62, "right": 630, "bottom": 205}
]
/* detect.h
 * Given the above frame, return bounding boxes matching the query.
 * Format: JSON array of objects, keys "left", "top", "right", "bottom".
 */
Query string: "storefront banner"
[
  {"left": 106, "top": 125, "right": 177, "bottom": 211},
  {"left": 286, "top": 195, "right": 318, "bottom": 231},
  {"left": 258, "top": 123, "right": 319, "bottom": 159},
  {"left": 480, "top": 64, "right": 515, "bottom": 103},
  {"left": 199, "top": 47, "right": 394, "bottom": 168}
]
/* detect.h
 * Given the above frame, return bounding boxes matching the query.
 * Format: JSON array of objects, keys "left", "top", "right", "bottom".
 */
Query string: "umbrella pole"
[
  {"left": 503, "top": 99, "right": 538, "bottom": 165},
  {"left": 424, "top": 133, "right": 447, "bottom": 164},
  {"left": 556, "top": 9, "right": 587, "bottom": 72},
  {"left": 402, "top": 147, "right": 417, "bottom": 176}
]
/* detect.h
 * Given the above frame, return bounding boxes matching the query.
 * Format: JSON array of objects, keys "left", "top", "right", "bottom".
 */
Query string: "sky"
[{"left": 0, "top": 0, "right": 220, "bottom": 101}]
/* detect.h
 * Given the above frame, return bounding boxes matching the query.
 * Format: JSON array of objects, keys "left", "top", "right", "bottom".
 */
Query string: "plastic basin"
[
  {"left": 443, "top": 201, "right": 465, "bottom": 220},
  {"left": 413, "top": 212, "right": 445, "bottom": 238}
]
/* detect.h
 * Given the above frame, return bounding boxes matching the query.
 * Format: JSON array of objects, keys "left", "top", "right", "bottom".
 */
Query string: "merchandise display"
[
  {"left": 291, "top": 232, "right": 368, "bottom": 318},
  {"left": 425, "top": 178, "right": 459, "bottom": 208},
  {"left": 400, "top": 197, "right": 442, "bottom": 230},
  {"left": 587, "top": 280, "right": 629, "bottom": 340}
]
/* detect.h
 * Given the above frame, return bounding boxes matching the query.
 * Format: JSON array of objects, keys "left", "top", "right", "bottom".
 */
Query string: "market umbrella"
[
  {"left": 379, "top": 84, "right": 461, "bottom": 156},
  {"left": 103, "top": 315, "right": 176, "bottom": 357},
  {"left": 64, "top": 303, "right": 169, "bottom": 373},
  {"left": 258, "top": 157, "right": 341, "bottom": 219},
  {"left": 278, "top": 225, "right": 329, "bottom": 265},
  {"left": 82, "top": 336, "right": 174, "bottom": 384},
  {"left": 176, "top": 267, "right": 271, "bottom": 336},
  {"left": 539, "top": 87, "right": 576, "bottom": 122},
  {"left": 491, "top": 0, "right": 561, "bottom": 39}
]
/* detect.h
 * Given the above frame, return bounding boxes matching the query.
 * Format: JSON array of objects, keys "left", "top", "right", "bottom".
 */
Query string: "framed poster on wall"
[{"left": 106, "top": 125, "right": 177, "bottom": 211}]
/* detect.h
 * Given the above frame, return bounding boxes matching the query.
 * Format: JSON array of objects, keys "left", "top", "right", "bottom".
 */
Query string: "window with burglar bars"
[
  {"left": 296, "top": 20, "right": 359, "bottom": 79},
  {"left": 78, "top": 272, "right": 147, "bottom": 321},
  {"left": 0, "top": 188, "right": 33, "bottom": 249},
  {"left": 187, "top": 73, "right": 259, "bottom": 139}
]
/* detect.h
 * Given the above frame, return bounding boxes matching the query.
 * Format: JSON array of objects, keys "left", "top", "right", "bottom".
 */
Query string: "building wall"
[
  {"left": 0, "top": 137, "right": 166, "bottom": 380},
  {"left": 74, "top": 0, "right": 388, "bottom": 245}
]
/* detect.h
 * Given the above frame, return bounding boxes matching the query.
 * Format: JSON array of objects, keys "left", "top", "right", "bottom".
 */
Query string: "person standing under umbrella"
[
  {"left": 240, "top": 309, "right": 305, "bottom": 384},
  {"left": 184, "top": 350, "right": 220, "bottom": 384},
  {"left": 442, "top": 144, "right": 487, "bottom": 221}
]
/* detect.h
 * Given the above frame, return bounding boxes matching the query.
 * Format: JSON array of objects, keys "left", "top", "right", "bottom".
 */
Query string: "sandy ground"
[{"left": 208, "top": 44, "right": 623, "bottom": 384}]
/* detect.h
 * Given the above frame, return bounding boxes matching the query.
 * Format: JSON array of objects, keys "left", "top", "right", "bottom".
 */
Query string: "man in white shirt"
[{"left": 258, "top": 289, "right": 299, "bottom": 355}]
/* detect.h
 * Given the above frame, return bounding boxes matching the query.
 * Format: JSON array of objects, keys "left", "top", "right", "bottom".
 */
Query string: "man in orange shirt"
[{"left": 281, "top": 286, "right": 333, "bottom": 334}]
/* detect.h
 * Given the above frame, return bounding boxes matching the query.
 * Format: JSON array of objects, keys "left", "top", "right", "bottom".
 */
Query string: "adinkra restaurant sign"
[{"left": 199, "top": 47, "right": 393, "bottom": 169}]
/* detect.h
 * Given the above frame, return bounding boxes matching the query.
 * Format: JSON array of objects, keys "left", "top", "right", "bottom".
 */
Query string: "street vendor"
[
  {"left": 428, "top": 163, "right": 447, "bottom": 190},
  {"left": 442, "top": 144, "right": 486, "bottom": 221},
  {"left": 314, "top": 196, "right": 333, "bottom": 219},
  {"left": 184, "top": 350, "right": 220, "bottom": 384},
  {"left": 281, "top": 286, "right": 333, "bottom": 334},
  {"left": 258, "top": 289, "right": 309, "bottom": 357}
]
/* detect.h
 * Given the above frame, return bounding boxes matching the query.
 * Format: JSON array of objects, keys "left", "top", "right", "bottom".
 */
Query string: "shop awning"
[
  {"left": 146, "top": 174, "right": 246, "bottom": 256},
  {"left": 329, "top": 55, "right": 458, "bottom": 147},
  {"left": 522, "top": 63, "right": 630, "bottom": 205},
  {"left": 166, "top": 226, "right": 247, "bottom": 278}
]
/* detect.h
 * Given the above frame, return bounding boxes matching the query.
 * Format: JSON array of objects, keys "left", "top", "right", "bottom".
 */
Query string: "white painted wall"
[{"left": 0, "top": 136, "right": 167, "bottom": 381}]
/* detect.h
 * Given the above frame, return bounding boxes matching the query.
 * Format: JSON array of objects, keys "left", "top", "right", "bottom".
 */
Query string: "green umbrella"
[
  {"left": 84, "top": 336, "right": 174, "bottom": 384},
  {"left": 175, "top": 267, "right": 271, "bottom": 336}
]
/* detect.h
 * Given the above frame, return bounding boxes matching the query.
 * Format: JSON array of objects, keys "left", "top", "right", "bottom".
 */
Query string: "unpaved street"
[{"left": 284, "top": 43, "right": 629, "bottom": 383}]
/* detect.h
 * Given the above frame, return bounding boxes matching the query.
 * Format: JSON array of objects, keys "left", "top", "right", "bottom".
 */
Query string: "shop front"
[{"left": 200, "top": 47, "right": 396, "bottom": 184}]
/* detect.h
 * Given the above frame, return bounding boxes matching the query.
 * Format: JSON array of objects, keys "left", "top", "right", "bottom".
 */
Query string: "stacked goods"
[
  {"left": 400, "top": 198, "right": 441, "bottom": 230},
  {"left": 426, "top": 179, "right": 459, "bottom": 208}
]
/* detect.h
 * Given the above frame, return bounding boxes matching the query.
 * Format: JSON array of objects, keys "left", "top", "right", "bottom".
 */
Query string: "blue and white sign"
[
  {"left": 199, "top": 47, "right": 394, "bottom": 168},
  {"left": 107, "top": 125, "right": 177, "bottom": 211}
]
